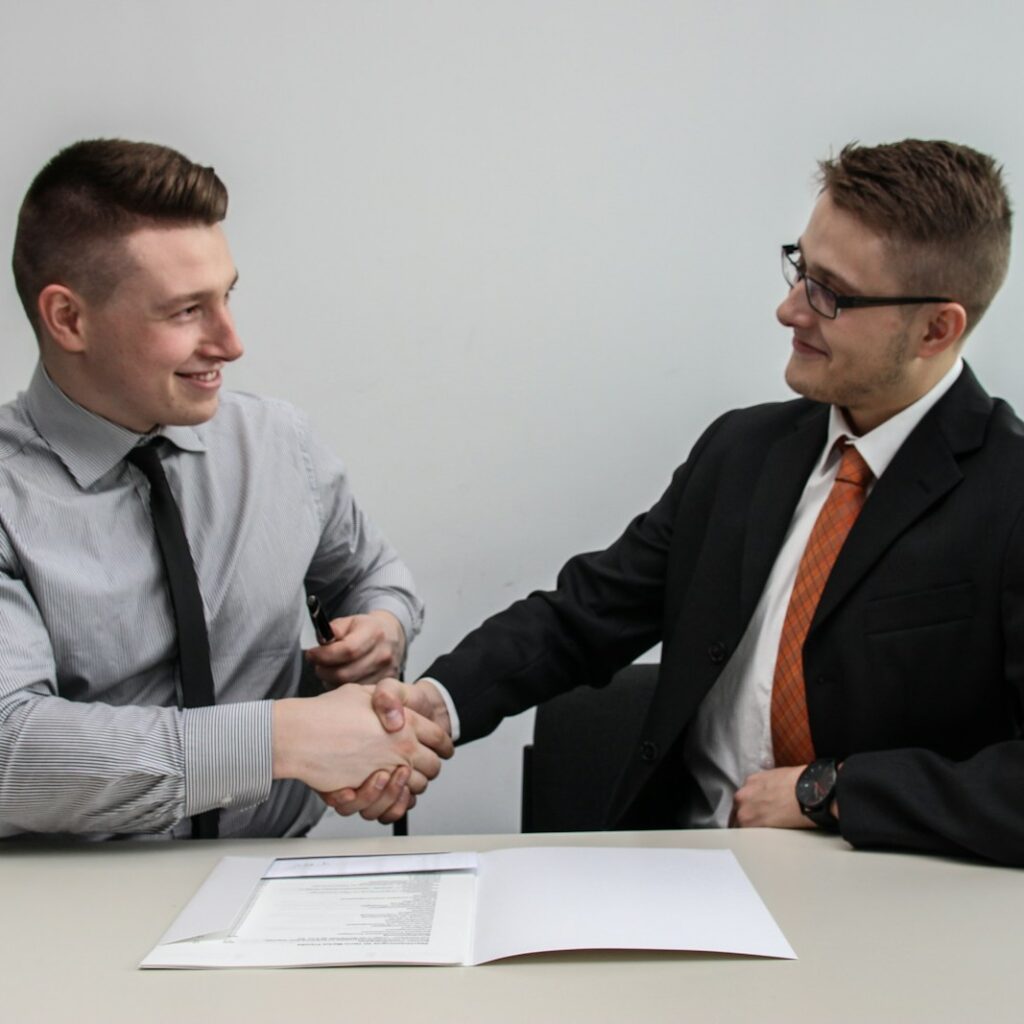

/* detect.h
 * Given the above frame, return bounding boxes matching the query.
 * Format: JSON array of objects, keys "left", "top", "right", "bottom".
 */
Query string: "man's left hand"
[
  {"left": 304, "top": 609, "right": 406, "bottom": 687},
  {"left": 732, "top": 766, "right": 813, "bottom": 829}
]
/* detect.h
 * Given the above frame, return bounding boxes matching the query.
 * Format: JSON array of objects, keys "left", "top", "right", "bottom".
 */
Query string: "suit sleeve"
[
  {"left": 424, "top": 415, "right": 731, "bottom": 742},
  {"left": 837, "top": 506, "right": 1024, "bottom": 867}
]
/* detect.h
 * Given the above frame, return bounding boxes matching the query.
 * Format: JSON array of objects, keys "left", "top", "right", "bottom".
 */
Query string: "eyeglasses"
[{"left": 781, "top": 244, "right": 954, "bottom": 320}]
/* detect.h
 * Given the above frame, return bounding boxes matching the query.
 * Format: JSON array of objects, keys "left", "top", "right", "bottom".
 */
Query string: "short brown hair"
[
  {"left": 818, "top": 140, "right": 1012, "bottom": 334},
  {"left": 12, "top": 139, "right": 228, "bottom": 336}
]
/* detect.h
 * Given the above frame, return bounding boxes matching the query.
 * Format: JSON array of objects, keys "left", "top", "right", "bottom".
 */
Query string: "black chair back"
[{"left": 521, "top": 663, "right": 659, "bottom": 832}]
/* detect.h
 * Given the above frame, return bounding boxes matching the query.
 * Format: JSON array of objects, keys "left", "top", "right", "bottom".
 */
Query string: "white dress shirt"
[{"left": 681, "top": 358, "right": 964, "bottom": 826}]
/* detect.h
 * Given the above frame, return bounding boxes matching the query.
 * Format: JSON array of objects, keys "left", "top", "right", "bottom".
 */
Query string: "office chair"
[{"left": 521, "top": 663, "right": 659, "bottom": 832}]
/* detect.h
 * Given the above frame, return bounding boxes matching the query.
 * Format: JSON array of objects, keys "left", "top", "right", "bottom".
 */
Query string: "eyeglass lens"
[{"left": 782, "top": 246, "right": 837, "bottom": 318}]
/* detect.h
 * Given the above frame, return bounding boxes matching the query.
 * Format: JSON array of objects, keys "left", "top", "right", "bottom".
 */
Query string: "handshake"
[
  {"left": 272, "top": 677, "right": 454, "bottom": 825},
  {"left": 271, "top": 607, "right": 455, "bottom": 824}
]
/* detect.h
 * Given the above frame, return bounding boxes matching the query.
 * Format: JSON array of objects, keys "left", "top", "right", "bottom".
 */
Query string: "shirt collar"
[
  {"left": 23, "top": 363, "right": 207, "bottom": 489},
  {"left": 821, "top": 356, "right": 964, "bottom": 480}
]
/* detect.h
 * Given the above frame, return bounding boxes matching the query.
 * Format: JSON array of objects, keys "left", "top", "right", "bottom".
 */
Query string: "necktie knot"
[
  {"left": 835, "top": 440, "right": 872, "bottom": 490},
  {"left": 126, "top": 440, "right": 164, "bottom": 478}
]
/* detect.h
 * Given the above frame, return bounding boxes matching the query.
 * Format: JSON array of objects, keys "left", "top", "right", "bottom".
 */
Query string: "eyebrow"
[
  {"left": 155, "top": 271, "right": 239, "bottom": 314},
  {"left": 795, "top": 238, "right": 859, "bottom": 295}
]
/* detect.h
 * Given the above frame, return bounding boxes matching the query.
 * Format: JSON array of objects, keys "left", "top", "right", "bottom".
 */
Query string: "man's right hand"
[
  {"left": 271, "top": 682, "right": 453, "bottom": 795},
  {"left": 321, "top": 679, "right": 453, "bottom": 822}
]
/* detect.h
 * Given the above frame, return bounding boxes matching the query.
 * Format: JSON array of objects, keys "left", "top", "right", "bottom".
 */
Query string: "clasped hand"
[
  {"left": 271, "top": 680, "right": 453, "bottom": 814},
  {"left": 295, "top": 609, "right": 452, "bottom": 820},
  {"left": 318, "top": 678, "right": 453, "bottom": 824}
]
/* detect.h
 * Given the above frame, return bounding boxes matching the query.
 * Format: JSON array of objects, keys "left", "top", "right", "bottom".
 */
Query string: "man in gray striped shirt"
[{"left": 0, "top": 139, "right": 451, "bottom": 839}]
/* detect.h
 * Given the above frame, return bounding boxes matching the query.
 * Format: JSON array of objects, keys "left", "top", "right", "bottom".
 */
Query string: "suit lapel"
[
  {"left": 811, "top": 364, "right": 992, "bottom": 630},
  {"left": 628, "top": 403, "right": 827, "bottom": 784},
  {"left": 740, "top": 405, "right": 828, "bottom": 622}
]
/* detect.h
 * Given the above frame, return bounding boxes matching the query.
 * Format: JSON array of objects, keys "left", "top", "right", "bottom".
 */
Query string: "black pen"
[{"left": 307, "top": 594, "right": 336, "bottom": 645}]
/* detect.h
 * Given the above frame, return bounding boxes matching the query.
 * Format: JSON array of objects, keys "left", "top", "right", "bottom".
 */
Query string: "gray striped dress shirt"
[{"left": 0, "top": 365, "right": 423, "bottom": 839}]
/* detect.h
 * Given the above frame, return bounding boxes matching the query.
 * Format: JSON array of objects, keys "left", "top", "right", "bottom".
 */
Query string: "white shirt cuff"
[{"left": 419, "top": 677, "right": 461, "bottom": 742}]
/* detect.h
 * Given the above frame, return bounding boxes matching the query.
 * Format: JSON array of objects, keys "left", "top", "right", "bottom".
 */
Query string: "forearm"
[
  {"left": 424, "top": 593, "right": 586, "bottom": 741},
  {"left": 426, "top": 552, "right": 666, "bottom": 742},
  {"left": 838, "top": 744, "right": 1024, "bottom": 866},
  {"left": 422, "top": 460, "right": 695, "bottom": 741},
  {"left": 0, "top": 692, "right": 272, "bottom": 836}
]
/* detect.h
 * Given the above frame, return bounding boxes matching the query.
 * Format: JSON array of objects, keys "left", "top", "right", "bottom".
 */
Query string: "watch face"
[{"left": 797, "top": 759, "right": 838, "bottom": 811}]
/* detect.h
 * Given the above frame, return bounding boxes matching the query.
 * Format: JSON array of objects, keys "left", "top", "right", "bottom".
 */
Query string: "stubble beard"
[{"left": 784, "top": 324, "right": 913, "bottom": 414}]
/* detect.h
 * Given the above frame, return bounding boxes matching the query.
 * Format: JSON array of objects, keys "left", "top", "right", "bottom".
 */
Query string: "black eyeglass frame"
[{"left": 782, "top": 244, "right": 955, "bottom": 320}]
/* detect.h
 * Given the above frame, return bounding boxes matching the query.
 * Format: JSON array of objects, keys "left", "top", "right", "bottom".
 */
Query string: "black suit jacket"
[{"left": 427, "top": 364, "right": 1024, "bottom": 865}]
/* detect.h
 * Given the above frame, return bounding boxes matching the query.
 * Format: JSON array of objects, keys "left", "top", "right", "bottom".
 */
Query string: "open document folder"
[{"left": 141, "top": 846, "right": 795, "bottom": 968}]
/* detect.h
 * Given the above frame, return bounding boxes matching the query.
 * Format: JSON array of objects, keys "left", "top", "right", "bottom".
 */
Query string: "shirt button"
[
  {"left": 708, "top": 641, "right": 727, "bottom": 664},
  {"left": 639, "top": 740, "right": 659, "bottom": 762}
]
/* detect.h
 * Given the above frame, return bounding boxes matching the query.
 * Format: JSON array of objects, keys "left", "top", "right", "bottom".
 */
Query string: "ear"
[
  {"left": 917, "top": 302, "right": 968, "bottom": 358},
  {"left": 37, "top": 284, "right": 89, "bottom": 353}
]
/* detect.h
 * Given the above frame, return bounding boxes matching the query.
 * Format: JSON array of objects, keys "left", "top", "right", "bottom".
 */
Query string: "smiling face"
[
  {"left": 55, "top": 223, "right": 243, "bottom": 433},
  {"left": 777, "top": 191, "right": 945, "bottom": 434}
]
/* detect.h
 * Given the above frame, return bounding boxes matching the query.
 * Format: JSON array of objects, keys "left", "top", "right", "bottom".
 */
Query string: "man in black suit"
[{"left": 321, "top": 139, "right": 1023, "bottom": 865}]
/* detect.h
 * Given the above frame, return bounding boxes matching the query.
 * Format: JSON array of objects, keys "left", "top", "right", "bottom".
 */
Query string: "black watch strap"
[{"left": 796, "top": 758, "right": 840, "bottom": 830}]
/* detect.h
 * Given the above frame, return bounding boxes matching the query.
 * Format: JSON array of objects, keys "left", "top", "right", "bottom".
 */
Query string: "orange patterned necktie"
[{"left": 770, "top": 439, "right": 873, "bottom": 767}]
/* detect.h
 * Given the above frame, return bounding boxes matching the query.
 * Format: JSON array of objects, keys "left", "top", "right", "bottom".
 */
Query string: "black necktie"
[{"left": 127, "top": 442, "right": 219, "bottom": 839}]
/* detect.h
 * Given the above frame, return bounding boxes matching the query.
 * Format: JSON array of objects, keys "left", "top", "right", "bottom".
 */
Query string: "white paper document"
[{"left": 141, "top": 846, "right": 795, "bottom": 968}]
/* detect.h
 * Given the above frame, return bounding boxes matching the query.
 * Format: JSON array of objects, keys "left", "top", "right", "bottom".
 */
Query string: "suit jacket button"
[
  {"left": 639, "top": 740, "right": 659, "bottom": 762},
  {"left": 708, "top": 641, "right": 727, "bottom": 664}
]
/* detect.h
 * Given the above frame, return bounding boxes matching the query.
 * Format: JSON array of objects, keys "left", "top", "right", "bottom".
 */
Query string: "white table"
[{"left": 3, "top": 828, "right": 1020, "bottom": 1023}]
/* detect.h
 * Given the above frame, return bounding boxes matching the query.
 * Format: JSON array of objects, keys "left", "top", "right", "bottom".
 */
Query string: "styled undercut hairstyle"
[
  {"left": 12, "top": 139, "right": 228, "bottom": 338},
  {"left": 818, "top": 140, "right": 1012, "bottom": 336}
]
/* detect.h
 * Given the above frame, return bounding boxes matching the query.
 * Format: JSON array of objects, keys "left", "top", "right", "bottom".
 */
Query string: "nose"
[
  {"left": 776, "top": 279, "right": 814, "bottom": 329},
  {"left": 203, "top": 304, "right": 244, "bottom": 362}
]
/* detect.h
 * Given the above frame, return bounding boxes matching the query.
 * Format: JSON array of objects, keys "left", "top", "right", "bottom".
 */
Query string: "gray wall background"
[{"left": 2, "top": 1, "right": 1022, "bottom": 838}]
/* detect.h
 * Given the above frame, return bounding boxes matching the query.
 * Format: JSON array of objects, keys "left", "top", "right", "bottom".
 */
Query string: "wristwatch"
[{"left": 796, "top": 758, "right": 840, "bottom": 829}]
